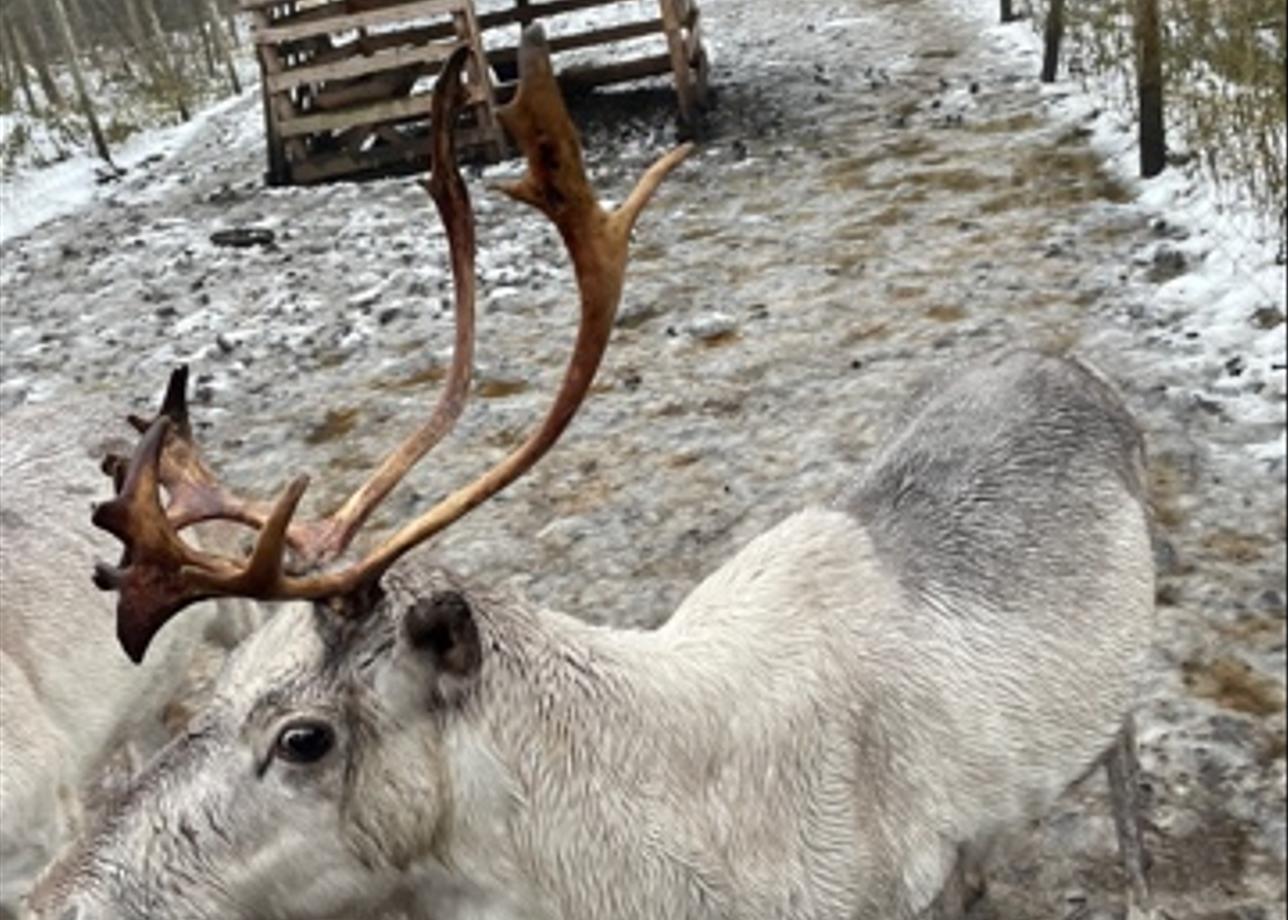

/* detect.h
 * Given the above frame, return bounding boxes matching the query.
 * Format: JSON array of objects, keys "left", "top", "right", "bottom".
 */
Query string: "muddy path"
[{"left": 1, "top": 0, "right": 1284, "bottom": 916}]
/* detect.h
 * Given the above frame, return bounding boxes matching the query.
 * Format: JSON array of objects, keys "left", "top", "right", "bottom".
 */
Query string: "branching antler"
[
  {"left": 93, "top": 29, "right": 690, "bottom": 663},
  {"left": 101, "top": 47, "right": 477, "bottom": 567}
]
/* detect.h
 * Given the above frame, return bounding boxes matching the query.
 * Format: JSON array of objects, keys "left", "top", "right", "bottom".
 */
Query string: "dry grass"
[{"left": 1031, "top": 0, "right": 1286, "bottom": 238}]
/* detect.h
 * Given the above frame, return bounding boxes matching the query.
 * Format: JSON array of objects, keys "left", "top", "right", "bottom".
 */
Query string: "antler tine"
[
  {"left": 95, "top": 31, "right": 686, "bottom": 661},
  {"left": 118, "top": 366, "right": 283, "bottom": 537},
  {"left": 306, "top": 24, "right": 691, "bottom": 586},
  {"left": 116, "top": 49, "right": 480, "bottom": 566},
  {"left": 94, "top": 47, "right": 479, "bottom": 662},
  {"left": 287, "top": 43, "right": 477, "bottom": 568},
  {"left": 92, "top": 416, "right": 247, "bottom": 661}
]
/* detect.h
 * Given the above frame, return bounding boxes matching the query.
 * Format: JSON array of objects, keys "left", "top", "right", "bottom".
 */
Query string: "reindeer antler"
[{"left": 94, "top": 31, "right": 690, "bottom": 663}]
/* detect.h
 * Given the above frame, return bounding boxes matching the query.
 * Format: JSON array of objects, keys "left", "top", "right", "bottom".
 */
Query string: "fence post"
[
  {"left": 1134, "top": 0, "right": 1166, "bottom": 177},
  {"left": 1041, "top": 0, "right": 1065, "bottom": 83}
]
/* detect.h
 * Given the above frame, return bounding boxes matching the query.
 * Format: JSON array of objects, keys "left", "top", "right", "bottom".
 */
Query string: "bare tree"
[
  {"left": 1041, "top": 0, "right": 1065, "bottom": 82},
  {"left": 48, "top": 0, "right": 114, "bottom": 165},
  {"left": 222, "top": 0, "right": 240, "bottom": 46},
  {"left": 202, "top": 0, "right": 240, "bottom": 94},
  {"left": 0, "top": 16, "right": 14, "bottom": 89},
  {"left": 66, "top": 0, "right": 108, "bottom": 79},
  {"left": 1135, "top": 0, "right": 1166, "bottom": 176},
  {"left": 3, "top": 17, "right": 38, "bottom": 112},
  {"left": 198, "top": 15, "right": 216, "bottom": 78},
  {"left": 17, "top": 0, "right": 65, "bottom": 108},
  {"left": 124, "top": 0, "right": 189, "bottom": 119},
  {"left": 143, "top": 0, "right": 190, "bottom": 119}
]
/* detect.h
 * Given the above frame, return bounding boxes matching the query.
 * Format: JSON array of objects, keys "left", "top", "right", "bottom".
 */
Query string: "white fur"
[
  {"left": 21, "top": 351, "right": 1156, "bottom": 920},
  {"left": 0, "top": 400, "right": 270, "bottom": 918}
]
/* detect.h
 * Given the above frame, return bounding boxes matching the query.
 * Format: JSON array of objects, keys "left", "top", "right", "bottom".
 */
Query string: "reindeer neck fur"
[{"left": 416, "top": 507, "right": 954, "bottom": 920}]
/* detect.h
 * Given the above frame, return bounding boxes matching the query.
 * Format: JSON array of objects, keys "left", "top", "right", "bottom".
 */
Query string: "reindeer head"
[
  {"left": 27, "top": 567, "right": 539, "bottom": 920},
  {"left": 27, "top": 28, "right": 688, "bottom": 920}
]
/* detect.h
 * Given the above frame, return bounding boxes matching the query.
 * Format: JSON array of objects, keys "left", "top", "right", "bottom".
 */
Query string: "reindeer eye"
[{"left": 274, "top": 721, "right": 335, "bottom": 765}]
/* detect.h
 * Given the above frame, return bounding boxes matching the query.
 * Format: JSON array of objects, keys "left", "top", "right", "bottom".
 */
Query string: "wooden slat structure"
[{"left": 242, "top": 0, "right": 709, "bottom": 185}]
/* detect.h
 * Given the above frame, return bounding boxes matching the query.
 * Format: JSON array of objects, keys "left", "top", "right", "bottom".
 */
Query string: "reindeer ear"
[{"left": 404, "top": 590, "right": 481, "bottom": 678}]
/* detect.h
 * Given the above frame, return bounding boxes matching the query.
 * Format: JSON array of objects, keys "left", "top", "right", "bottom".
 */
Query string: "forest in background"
[
  {"left": 1031, "top": 0, "right": 1285, "bottom": 240},
  {"left": 0, "top": 0, "right": 242, "bottom": 171},
  {"left": 0, "top": 0, "right": 1284, "bottom": 237}
]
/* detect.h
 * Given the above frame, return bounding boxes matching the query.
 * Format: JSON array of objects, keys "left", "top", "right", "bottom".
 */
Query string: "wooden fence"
[{"left": 242, "top": 0, "right": 709, "bottom": 185}]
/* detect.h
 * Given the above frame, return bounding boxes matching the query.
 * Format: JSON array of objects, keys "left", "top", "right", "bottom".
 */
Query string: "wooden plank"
[
  {"left": 685, "top": 12, "right": 702, "bottom": 62},
  {"left": 275, "top": 2, "right": 657, "bottom": 58},
  {"left": 557, "top": 52, "right": 672, "bottom": 89},
  {"left": 456, "top": 3, "right": 505, "bottom": 160},
  {"left": 487, "top": 18, "right": 665, "bottom": 71},
  {"left": 280, "top": 91, "right": 433, "bottom": 136},
  {"left": 240, "top": 0, "right": 403, "bottom": 10},
  {"left": 248, "top": 9, "right": 286, "bottom": 74},
  {"left": 253, "top": 0, "right": 462, "bottom": 46},
  {"left": 284, "top": 25, "right": 433, "bottom": 64},
  {"left": 688, "top": 3, "right": 709, "bottom": 106},
  {"left": 658, "top": 0, "right": 694, "bottom": 122},
  {"left": 252, "top": 8, "right": 310, "bottom": 166},
  {"left": 543, "top": 18, "right": 663, "bottom": 54},
  {"left": 289, "top": 123, "right": 497, "bottom": 182},
  {"left": 267, "top": 40, "right": 457, "bottom": 92},
  {"left": 310, "top": 66, "right": 420, "bottom": 110},
  {"left": 277, "top": 81, "right": 489, "bottom": 138},
  {"left": 476, "top": 0, "right": 636, "bottom": 30},
  {"left": 256, "top": 0, "right": 430, "bottom": 43}
]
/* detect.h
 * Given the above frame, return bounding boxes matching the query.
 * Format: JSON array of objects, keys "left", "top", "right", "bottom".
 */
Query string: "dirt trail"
[{"left": 1, "top": 0, "right": 1283, "bottom": 916}]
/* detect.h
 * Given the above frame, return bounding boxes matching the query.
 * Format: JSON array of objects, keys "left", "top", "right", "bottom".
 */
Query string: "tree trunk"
[
  {"left": 199, "top": 17, "right": 217, "bottom": 77},
  {"left": 1134, "top": 0, "right": 1166, "bottom": 177},
  {"left": 1041, "top": 0, "right": 1065, "bottom": 83},
  {"left": 0, "top": 18, "right": 16, "bottom": 93},
  {"left": 17, "top": 1, "right": 66, "bottom": 107},
  {"left": 66, "top": 0, "right": 107, "bottom": 78},
  {"left": 114, "top": 42, "right": 136, "bottom": 80},
  {"left": 3, "top": 18, "right": 40, "bottom": 112},
  {"left": 94, "top": 4, "right": 141, "bottom": 80},
  {"left": 138, "top": 0, "right": 190, "bottom": 120},
  {"left": 223, "top": 0, "right": 240, "bottom": 46},
  {"left": 123, "top": 0, "right": 161, "bottom": 86},
  {"left": 1000, "top": 0, "right": 1018, "bottom": 23},
  {"left": 203, "top": 0, "right": 241, "bottom": 94},
  {"left": 48, "top": 0, "right": 115, "bottom": 166}
]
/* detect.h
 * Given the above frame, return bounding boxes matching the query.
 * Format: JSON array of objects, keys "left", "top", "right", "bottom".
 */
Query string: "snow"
[
  {"left": 950, "top": 3, "right": 1286, "bottom": 458},
  {"left": 0, "top": 89, "right": 255, "bottom": 245}
]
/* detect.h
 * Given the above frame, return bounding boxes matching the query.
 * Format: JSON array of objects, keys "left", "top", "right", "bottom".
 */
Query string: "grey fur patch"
[{"left": 840, "top": 350, "right": 1147, "bottom": 613}]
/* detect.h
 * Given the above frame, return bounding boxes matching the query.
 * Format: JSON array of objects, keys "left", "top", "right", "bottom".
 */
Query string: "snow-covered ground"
[
  {"left": 1, "top": 0, "right": 1284, "bottom": 916},
  {"left": 953, "top": 2, "right": 1286, "bottom": 460},
  {"left": 0, "top": 89, "right": 254, "bottom": 244}
]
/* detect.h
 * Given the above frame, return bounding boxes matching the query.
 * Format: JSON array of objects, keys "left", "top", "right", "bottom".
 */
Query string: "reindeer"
[
  {"left": 0, "top": 399, "right": 281, "bottom": 918},
  {"left": 23, "top": 30, "right": 1155, "bottom": 920}
]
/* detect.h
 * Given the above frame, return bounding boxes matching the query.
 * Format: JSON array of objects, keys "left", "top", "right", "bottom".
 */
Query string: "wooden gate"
[{"left": 242, "top": 0, "right": 709, "bottom": 185}]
